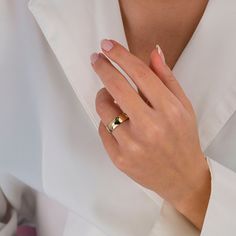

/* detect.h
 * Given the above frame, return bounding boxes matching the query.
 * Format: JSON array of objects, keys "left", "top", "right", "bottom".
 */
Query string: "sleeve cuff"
[
  {"left": 150, "top": 157, "right": 236, "bottom": 236},
  {"left": 149, "top": 200, "right": 200, "bottom": 236},
  {"left": 201, "top": 157, "right": 236, "bottom": 235}
]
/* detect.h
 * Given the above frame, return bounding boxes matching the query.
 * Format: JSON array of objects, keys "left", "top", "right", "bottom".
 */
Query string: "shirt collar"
[{"left": 28, "top": 0, "right": 236, "bottom": 150}]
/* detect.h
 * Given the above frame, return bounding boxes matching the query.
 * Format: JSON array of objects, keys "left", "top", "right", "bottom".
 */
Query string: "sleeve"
[{"left": 149, "top": 156, "right": 236, "bottom": 236}]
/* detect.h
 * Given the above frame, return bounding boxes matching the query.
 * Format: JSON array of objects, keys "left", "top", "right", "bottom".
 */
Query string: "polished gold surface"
[{"left": 106, "top": 113, "right": 129, "bottom": 133}]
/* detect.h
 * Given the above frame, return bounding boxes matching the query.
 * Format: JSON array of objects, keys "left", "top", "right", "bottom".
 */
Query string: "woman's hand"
[{"left": 90, "top": 39, "right": 211, "bottom": 230}]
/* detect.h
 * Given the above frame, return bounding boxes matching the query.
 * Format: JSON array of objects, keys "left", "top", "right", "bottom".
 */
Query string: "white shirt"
[{"left": 1, "top": 0, "right": 236, "bottom": 235}]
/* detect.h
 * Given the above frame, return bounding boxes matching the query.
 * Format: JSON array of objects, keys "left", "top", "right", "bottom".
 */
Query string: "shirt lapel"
[
  {"left": 28, "top": 0, "right": 236, "bottom": 151},
  {"left": 172, "top": 0, "right": 236, "bottom": 150},
  {"left": 28, "top": 0, "right": 127, "bottom": 129}
]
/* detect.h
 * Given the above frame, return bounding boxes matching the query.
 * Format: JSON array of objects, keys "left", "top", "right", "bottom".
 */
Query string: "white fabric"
[
  {"left": 0, "top": 175, "right": 68, "bottom": 236},
  {"left": 0, "top": 188, "right": 17, "bottom": 236},
  {"left": 1, "top": 0, "right": 236, "bottom": 235},
  {"left": 0, "top": 175, "right": 35, "bottom": 236},
  {"left": 35, "top": 190, "right": 68, "bottom": 236},
  {"left": 63, "top": 213, "right": 107, "bottom": 236}
]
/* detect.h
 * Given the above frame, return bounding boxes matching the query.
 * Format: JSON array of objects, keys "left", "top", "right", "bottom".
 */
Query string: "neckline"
[{"left": 116, "top": 0, "right": 211, "bottom": 72}]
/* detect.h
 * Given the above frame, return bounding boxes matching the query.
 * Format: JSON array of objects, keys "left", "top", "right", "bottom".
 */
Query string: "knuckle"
[
  {"left": 126, "top": 140, "right": 142, "bottom": 154},
  {"left": 141, "top": 117, "right": 161, "bottom": 141},
  {"left": 95, "top": 89, "right": 106, "bottom": 114},
  {"left": 147, "top": 123, "right": 162, "bottom": 141},
  {"left": 167, "top": 103, "right": 182, "bottom": 118},
  {"left": 113, "top": 155, "right": 127, "bottom": 171},
  {"left": 166, "top": 104, "right": 186, "bottom": 128},
  {"left": 96, "top": 87, "right": 106, "bottom": 99},
  {"left": 135, "top": 111, "right": 161, "bottom": 140}
]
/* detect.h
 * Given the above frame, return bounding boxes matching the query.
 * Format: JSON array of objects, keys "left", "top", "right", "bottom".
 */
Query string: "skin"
[
  {"left": 119, "top": 0, "right": 209, "bottom": 68},
  {"left": 90, "top": 0, "right": 211, "bottom": 230}
]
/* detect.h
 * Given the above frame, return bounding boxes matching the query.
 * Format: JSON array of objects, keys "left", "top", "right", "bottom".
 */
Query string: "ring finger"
[{"left": 96, "top": 87, "right": 130, "bottom": 143}]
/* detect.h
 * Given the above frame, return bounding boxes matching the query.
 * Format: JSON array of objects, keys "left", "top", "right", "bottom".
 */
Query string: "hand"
[{"left": 90, "top": 39, "right": 211, "bottom": 230}]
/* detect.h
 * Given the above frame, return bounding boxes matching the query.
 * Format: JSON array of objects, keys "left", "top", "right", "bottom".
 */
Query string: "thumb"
[{"left": 150, "top": 45, "right": 192, "bottom": 110}]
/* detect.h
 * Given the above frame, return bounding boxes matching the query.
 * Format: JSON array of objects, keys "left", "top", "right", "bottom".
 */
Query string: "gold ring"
[{"left": 106, "top": 112, "right": 129, "bottom": 133}]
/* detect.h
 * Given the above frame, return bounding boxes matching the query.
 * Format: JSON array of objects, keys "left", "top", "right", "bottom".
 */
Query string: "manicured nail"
[
  {"left": 156, "top": 44, "right": 166, "bottom": 64},
  {"left": 101, "top": 39, "right": 114, "bottom": 52},
  {"left": 90, "top": 53, "right": 100, "bottom": 65}
]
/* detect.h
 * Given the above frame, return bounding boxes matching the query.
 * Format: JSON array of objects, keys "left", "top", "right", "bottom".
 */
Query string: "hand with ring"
[{"left": 90, "top": 39, "right": 211, "bottom": 230}]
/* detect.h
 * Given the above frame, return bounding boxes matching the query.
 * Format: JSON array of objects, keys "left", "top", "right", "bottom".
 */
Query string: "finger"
[
  {"left": 96, "top": 88, "right": 130, "bottom": 144},
  {"left": 100, "top": 39, "right": 173, "bottom": 109},
  {"left": 98, "top": 121, "right": 121, "bottom": 165},
  {"left": 150, "top": 46, "right": 193, "bottom": 111},
  {"left": 91, "top": 52, "right": 149, "bottom": 121}
]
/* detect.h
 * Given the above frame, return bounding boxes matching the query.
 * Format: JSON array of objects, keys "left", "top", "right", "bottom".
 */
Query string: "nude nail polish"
[
  {"left": 101, "top": 39, "right": 114, "bottom": 52},
  {"left": 156, "top": 44, "right": 166, "bottom": 64},
  {"left": 90, "top": 53, "right": 100, "bottom": 65}
]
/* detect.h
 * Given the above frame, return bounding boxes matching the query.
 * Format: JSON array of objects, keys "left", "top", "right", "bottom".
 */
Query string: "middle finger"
[
  {"left": 101, "top": 39, "right": 174, "bottom": 109},
  {"left": 91, "top": 53, "right": 150, "bottom": 121}
]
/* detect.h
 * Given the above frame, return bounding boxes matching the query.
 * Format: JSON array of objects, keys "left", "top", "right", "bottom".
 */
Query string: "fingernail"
[
  {"left": 90, "top": 53, "right": 100, "bottom": 65},
  {"left": 156, "top": 44, "right": 166, "bottom": 64},
  {"left": 101, "top": 39, "right": 114, "bottom": 52}
]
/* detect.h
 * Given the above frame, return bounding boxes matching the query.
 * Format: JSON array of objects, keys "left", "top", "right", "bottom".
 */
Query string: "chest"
[
  {"left": 119, "top": 1, "right": 209, "bottom": 69},
  {"left": 124, "top": 29, "right": 192, "bottom": 69}
]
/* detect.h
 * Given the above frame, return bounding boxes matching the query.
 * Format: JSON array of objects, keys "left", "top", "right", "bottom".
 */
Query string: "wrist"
[{"left": 175, "top": 156, "right": 211, "bottom": 229}]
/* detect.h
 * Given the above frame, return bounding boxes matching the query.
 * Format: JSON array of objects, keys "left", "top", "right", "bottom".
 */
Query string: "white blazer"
[{"left": 1, "top": 0, "right": 236, "bottom": 235}]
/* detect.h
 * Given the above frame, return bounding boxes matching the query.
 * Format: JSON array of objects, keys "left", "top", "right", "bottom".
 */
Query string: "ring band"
[{"left": 106, "top": 112, "right": 129, "bottom": 133}]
